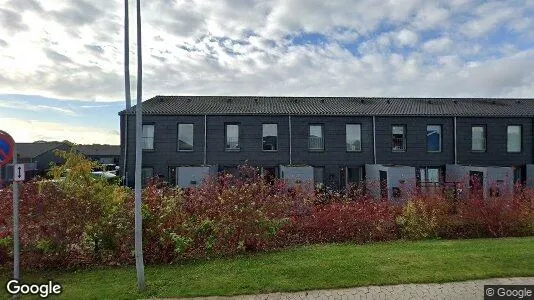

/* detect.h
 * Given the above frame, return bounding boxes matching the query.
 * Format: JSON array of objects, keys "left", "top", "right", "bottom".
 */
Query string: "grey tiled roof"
[
  {"left": 16, "top": 143, "right": 120, "bottom": 159},
  {"left": 120, "top": 96, "right": 534, "bottom": 117},
  {"left": 17, "top": 142, "right": 64, "bottom": 158}
]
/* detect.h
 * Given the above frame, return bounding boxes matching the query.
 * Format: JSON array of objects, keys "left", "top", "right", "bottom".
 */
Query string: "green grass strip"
[{"left": 2, "top": 237, "right": 533, "bottom": 299}]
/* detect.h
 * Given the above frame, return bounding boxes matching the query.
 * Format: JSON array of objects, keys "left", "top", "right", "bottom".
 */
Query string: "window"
[
  {"left": 507, "top": 125, "right": 522, "bottom": 153},
  {"left": 419, "top": 168, "right": 440, "bottom": 184},
  {"left": 426, "top": 125, "right": 442, "bottom": 152},
  {"left": 177, "top": 123, "right": 194, "bottom": 151},
  {"left": 347, "top": 167, "right": 362, "bottom": 184},
  {"left": 225, "top": 124, "right": 240, "bottom": 150},
  {"left": 392, "top": 125, "right": 406, "bottom": 152},
  {"left": 346, "top": 124, "right": 362, "bottom": 151},
  {"left": 471, "top": 126, "right": 486, "bottom": 151},
  {"left": 262, "top": 124, "right": 278, "bottom": 151},
  {"left": 141, "top": 167, "right": 153, "bottom": 186},
  {"left": 261, "top": 166, "right": 278, "bottom": 183},
  {"left": 142, "top": 124, "right": 154, "bottom": 150},
  {"left": 513, "top": 166, "right": 526, "bottom": 184},
  {"left": 313, "top": 167, "right": 324, "bottom": 185},
  {"left": 309, "top": 124, "right": 324, "bottom": 150}
]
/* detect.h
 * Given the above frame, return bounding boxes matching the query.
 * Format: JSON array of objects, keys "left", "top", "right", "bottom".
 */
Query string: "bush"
[
  {"left": 279, "top": 195, "right": 398, "bottom": 245},
  {"left": 397, "top": 195, "right": 449, "bottom": 240},
  {"left": 439, "top": 193, "right": 534, "bottom": 239},
  {"left": 141, "top": 165, "right": 301, "bottom": 262},
  {"left": 1, "top": 157, "right": 533, "bottom": 270},
  {"left": 0, "top": 150, "right": 134, "bottom": 270}
]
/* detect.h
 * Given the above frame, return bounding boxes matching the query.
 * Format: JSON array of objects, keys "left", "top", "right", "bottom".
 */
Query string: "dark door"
[
  {"left": 379, "top": 170, "right": 388, "bottom": 200},
  {"left": 262, "top": 167, "right": 277, "bottom": 184},
  {"left": 339, "top": 167, "right": 346, "bottom": 190},
  {"left": 469, "top": 171, "right": 484, "bottom": 199},
  {"left": 168, "top": 166, "right": 177, "bottom": 186}
]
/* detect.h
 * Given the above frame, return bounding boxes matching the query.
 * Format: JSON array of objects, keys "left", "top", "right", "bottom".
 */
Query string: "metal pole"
[
  {"left": 123, "top": 0, "right": 131, "bottom": 186},
  {"left": 125, "top": 0, "right": 131, "bottom": 110},
  {"left": 134, "top": 0, "right": 145, "bottom": 291},
  {"left": 13, "top": 144, "right": 19, "bottom": 280}
]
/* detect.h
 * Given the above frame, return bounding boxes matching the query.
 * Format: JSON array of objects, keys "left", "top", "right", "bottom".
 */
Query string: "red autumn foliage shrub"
[
  {"left": 278, "top": 198, "right": 398, "bottom": 245},
  {"left": 141, "top": 166, "right": 315, "bottom": 262},
  {"left": 0, "top": 180, "right": 134, "bottom": 270},
  {"left": 0, "top": 157, "right": 533, "bottom": 271},
  {"left": 438, "top": 191, "right": 534, "bottom": 239}
]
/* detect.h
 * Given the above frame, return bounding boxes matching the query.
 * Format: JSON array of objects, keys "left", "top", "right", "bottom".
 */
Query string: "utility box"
[
  {"left": 365, "top": 164, "right": 416, "bottom": 202},
  {"left": 527, "top": 164, "right": 534, "bottom": 188},
  {"left": 176, "top": 165, "right": 217, "bottom": 188},
  {"left": 280, "top": 165, "right": 314, "bottom": 190},
  {"left": 445, "top": 164, "right": 513, "bottom": 199}
]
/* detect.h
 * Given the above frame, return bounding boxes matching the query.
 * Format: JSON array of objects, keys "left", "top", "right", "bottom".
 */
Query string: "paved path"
[{"left": 186, "top": 277, "right": 534, "bottom": 300}]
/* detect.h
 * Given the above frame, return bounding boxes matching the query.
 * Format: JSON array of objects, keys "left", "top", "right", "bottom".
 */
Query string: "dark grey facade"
[
  {"left": 119, "top": 96, "right": 534, "bottom": 189},
  {"left": 456, "top": 117, "right": 532, "bottom": 166}
]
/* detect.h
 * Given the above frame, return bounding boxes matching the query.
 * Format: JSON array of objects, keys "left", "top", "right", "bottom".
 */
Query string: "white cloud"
[
  {"left": 412, "top": 4, "right": 450, "bottom": 30},
  {"left": 461, "top": 2, "right": 518, "bottom": 37},
  {"left": 0, "top": 0, "right": 531, "bottom": 115},
  {"left": 0, "top": 100, "right": 77, "bottom": 116},
  {"left": 395, "top": 29, "right": 419, "bottom": 47},
  {"left": 423, "top": 37, "right": 452, "bottom": 53},
  {"left": 0, "top": 117, "right": 119, "bottom": 144}
]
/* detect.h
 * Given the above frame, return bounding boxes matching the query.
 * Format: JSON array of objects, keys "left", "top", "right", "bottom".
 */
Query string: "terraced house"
[{"left": 119, "top": 97, "right": 534, "bottom": 200}]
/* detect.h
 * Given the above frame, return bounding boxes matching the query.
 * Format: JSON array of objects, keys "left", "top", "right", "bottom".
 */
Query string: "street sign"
[
  {"left": 14, "top": 164, "right": 25, "bottom": 182},
  {"left": 0, "top": 130, "right": 15, "bottom": 167}
]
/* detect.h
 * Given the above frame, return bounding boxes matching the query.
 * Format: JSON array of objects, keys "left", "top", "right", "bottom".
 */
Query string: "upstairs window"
[
  {"left": 507, "top": 125, "right": 522, "bottom": 153},
  {"left": 308, "top": 124, "right": 324, "bottom": 151},
  {"left": 142, "top": 124, "right": 155, "bottom": 150},
  {"left": 427, "top": 125, "right": 442, "bottom": 152},
  {"left": 225, "top": 124, "right": 240, "bottom": 150},
  {"left": 471, "top": 126, "right": 486, "bottom": 152},
  {"left": 177, "top": 123, "right": 194, "bottom": 151},
  {"left": 346, "top": 124, "right": 362, "bottom": 152},
  {"left": 262, "top": 124, "right": 278, "bottom": 151},
  {"left": 392, "top": 125, "right": 406, "bottom": 152}
]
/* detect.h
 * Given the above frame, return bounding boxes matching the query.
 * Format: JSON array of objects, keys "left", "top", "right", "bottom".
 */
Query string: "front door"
[{"left": 469, "top": 171, "right": 484, "bottom": 199}]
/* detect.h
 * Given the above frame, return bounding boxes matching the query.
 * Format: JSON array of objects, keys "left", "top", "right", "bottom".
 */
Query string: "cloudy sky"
[{"left": 1, "top": 0, "right": 533, "bottom": 145}]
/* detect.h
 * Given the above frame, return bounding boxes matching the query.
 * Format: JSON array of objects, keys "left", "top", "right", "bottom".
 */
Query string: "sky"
[{"left": 0, "top": 0, "right": 533, "bottom": 145}]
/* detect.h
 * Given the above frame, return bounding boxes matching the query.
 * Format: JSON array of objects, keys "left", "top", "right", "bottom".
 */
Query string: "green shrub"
[{"left": 397, "top": 197, "right": 441, "bottom": 240}]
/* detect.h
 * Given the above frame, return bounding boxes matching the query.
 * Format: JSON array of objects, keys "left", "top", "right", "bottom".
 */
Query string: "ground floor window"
[
  {"left": 313, "top": 166, "right": 324, "bottom": 187},
  {"left": 513, "top": 165, "right": 526, "bottom": 185},
  {"left": 220, "top": 166, "right": 239, "bottom": 176},
  {"left": 261, "top": 166, "right": 279, "bottom": 183},
  {"left": 418, "top": 167, "right": 442, "bottom": 187},
  {"left": 141, "top": 167, "right": 153, "bottom": 186},
  {"left": 168, "top": 166, "right": 177, "bottom": 186},
  {"left": 340, "top": 166, "right": 363, "bottom": 190}
]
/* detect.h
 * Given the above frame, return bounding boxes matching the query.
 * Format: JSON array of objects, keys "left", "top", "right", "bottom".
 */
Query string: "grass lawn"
[{"left": 1, "top": 237, "right": 534, "bottom": 299}]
